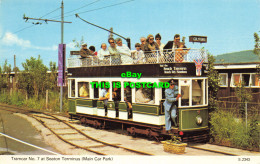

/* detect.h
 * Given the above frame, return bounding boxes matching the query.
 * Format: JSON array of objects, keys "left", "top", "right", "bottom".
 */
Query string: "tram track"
[
  {"left": 0, "top": 104, "right": 153, "bottom": 155},
  {"left": 0, "top": 104, "right": 252, "bottom": 156},
  {"left": 187, "top": 145, "right": 238, "bottom": 156}
]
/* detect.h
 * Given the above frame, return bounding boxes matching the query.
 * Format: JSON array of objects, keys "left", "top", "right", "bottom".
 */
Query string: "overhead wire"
[
  {"left": 49, "top": 0, "right": 102, "bottom": 20},
  {"left": 50, "top": 0, "right": 134, "bottom": 20}
]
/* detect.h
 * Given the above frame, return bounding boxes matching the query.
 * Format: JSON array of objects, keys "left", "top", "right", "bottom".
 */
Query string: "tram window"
[
  {"left": 112, "top": 81, "right": 121, "bottom": 101},
  {"left": 78, "top": 82, "right": 89, "bottom": 98},
  {"left": 93, "top": 82, "right": 99, "bottom": 98},
  {"left": 242, "top": 74, "right": 250, "bottom": 86},
  {"left": 219, "top": 73, "right": 228, "bottom": 87},
  {"left": 71, "top": 79, "right": 75, "bottom": 97},
  {"left": 136, "top": 86, "right": 155, "bottom": 104},
  {"left": 192, "top": 80, "right": 203, "bottom": 105},
  {"left": 251, "top": 74, "right": 260, "bottom": 87},
  {"left": 181, "top": 85, "right": 190, "bottom": 106}
]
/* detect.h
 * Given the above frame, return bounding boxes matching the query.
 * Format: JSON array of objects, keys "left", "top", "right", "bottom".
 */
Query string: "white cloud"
[
  {"left": 2, "top": 32, "right": 31, "bottom": 47},
  {"left": 1, "top": 32, "right": 57, "bottom": 51}
]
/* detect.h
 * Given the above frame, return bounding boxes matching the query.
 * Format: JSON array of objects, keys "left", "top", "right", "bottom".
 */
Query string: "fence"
[{"left": 67, "top": 48, "right": 207, "bottom": 68}]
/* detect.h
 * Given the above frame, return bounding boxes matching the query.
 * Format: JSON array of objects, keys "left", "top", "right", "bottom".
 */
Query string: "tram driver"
[{"left": 163, "top": 79, "right": 181, "bottom": 133}]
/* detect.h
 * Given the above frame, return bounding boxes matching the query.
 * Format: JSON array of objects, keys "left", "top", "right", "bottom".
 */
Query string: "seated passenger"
[
  {"left": 132, "top": 43, "right": 145, "bottom": 64},
  {"left": 79, "top": 43, "right": 92, "bottom": 58},
  {"left": 108, "top": 38, "right": 121, "bottom": 65},
  {"left": 135, "top": 86, "right": 151, "bottom": 103},
  {"left": 79, "top": 83, "right": 89, "bottom": 97},
  {"left": 115, "top": 38, "right": 133, "bottom": 64}
]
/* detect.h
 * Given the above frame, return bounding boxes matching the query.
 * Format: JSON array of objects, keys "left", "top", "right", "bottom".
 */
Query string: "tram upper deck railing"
[{"left": 67, "top": 48, "right": 207, "bottom": 68}]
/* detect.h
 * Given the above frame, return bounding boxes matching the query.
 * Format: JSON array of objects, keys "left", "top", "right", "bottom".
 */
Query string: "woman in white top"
[{"left": 115, "top": 38, "right": 133, "bottom": 64}]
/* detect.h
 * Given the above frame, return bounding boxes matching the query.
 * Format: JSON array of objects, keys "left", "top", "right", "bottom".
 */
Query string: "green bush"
[{"left": 210, "top": 110, "right": 259, "bottom": 150}]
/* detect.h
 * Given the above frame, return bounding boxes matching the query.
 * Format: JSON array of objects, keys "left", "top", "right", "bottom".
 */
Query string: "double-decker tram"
[{"left": 67, "top": 48, "right": 209, "bottom": 142}]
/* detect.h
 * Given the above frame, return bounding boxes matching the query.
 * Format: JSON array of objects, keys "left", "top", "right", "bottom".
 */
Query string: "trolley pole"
[{"left": 60, "top": 0, "right": 64, "bottom": 113}]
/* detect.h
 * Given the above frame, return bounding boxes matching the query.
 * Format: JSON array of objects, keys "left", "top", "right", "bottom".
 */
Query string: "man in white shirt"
[
  {"left": 115, "top": 38, "right": 133, "bottom": 64},
  {"left": 97, "top": 43, "right": 110, "bottom": 65}
]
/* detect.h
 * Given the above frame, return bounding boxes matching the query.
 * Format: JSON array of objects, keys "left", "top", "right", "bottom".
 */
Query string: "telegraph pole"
[
  {"left": 60, "top": 0, "right": 64, "bottom": 113},
  {"left": 23, "top": 0, "right": 71, "bottom": 113}
]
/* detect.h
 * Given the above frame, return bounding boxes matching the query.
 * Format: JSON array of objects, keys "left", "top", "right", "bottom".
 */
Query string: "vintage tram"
[{"left": 67, "top": 49, "right": 209, "bottom": 142}]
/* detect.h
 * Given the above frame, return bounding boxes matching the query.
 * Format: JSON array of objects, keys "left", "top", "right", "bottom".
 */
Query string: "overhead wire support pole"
[
  {"left": 75, "top": 14, "right": 131, "bottom": 49},
  {"left": 23, "top": 1, "right": 71, "bottom": 113}
]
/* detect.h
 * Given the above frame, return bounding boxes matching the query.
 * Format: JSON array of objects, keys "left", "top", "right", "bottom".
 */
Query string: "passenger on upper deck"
[
  {"left": 143, "top": 34, "right": 159, "bottom": 53},
  {"left": 97, "top": 43, "right": 109, "bottom": 60},
  {"left": 108, "top": 38, "right": 121, "bottom": 65},
  {"left": 79, "top": 43, "right": 93, "bottom": 58},
  {"left": 155, "top": 33, "right": 165, "bottom": 53},
  {"left": 89, "top": 46, "right": 98, "bottom": 56},
  {"left": 115, "top": 38, "right": 133, "bottom": 64},
  {"left": 140, "top": 37, "right": 146, "bottom": 51},
  {"left": 132, "top": 43, "right": 145, "bottom": 64},
  {"left": 164, "top": 34, "right": 189, "bottom": 62},
  {"left": 97, "top": 43, "right": 110, "bottom": 65}
]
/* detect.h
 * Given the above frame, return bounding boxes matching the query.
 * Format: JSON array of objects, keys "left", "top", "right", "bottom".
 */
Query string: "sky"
[{"left": 0, "top": 0, "right": 260, "bottom": 70}]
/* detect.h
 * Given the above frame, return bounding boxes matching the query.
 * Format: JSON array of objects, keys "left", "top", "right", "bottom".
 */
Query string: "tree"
[
  {"left": 18, "top": 55, "right": 48, "bottom": 98},
  {"left": 207, "top": 54, "right": 220, "bottom": 113},
  {"left": 253, "top": 32, "right": 260, "bottom": 58},
  {"left": 46, "top": 61, "right": 58, "bottom": 91},
  {"left": 72, "top": 36, "right": 85, "bottom": 48}
]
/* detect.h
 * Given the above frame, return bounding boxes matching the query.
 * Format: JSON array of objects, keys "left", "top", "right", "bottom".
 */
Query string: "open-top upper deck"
[{"left": 67, "top": 49, "right": 208, "bottom": 78}]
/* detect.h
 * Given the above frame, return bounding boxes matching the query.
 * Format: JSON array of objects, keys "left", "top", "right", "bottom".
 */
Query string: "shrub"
[{"left": 210, "top": 110, "right": 260, "bottom": 150}]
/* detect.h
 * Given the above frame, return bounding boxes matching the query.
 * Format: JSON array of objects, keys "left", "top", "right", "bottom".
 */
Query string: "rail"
[{"left": 68, "top": 48, "right": 207, "bottom": 68}]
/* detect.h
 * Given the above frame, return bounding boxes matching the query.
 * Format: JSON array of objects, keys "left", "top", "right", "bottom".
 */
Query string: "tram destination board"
[
  {"left": 189, "top": 35, "right": 207, "bottom": 43},
  {"left": 68, "top": 63, "right": 208, "bottom": 77}
]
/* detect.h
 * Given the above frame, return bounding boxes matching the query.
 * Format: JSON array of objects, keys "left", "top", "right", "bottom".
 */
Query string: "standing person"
[
  {"left": 108, "top": 38, "right": 121, "bottom": 65},
  {"left": 99, "top": 87, "right": 109, "bottom": 116},
  {"left": 163, "top": 79, "right": 181, "bottom": 133},
  {"left": 132, "top": 43, "right": 145, "bottom": 64},
  {"left": 79, "top": 43, "right": 92, "bottom": 58},
  {"left": 124, "top": 86, "right": 132, "bottom": 118},
  {"left": 89, "top": 46, "right": 97, "bottom": 56},
  {"left": 97, "top": 43, "right": 110, "bottom": 65},
  {"left": 115, "top": 38, "right": 133, "bottom": 64},
  {"left": 112, "top": 86, "right": 121, "bottom": 117},
  {"left": 155, "top": 33, "right": 165, "bottom": 53},
  {"left": 143, "top": 34, "right": 159, "bottom": 53},
  {"left": 140, "top": 37, "right": 146, "bottom": 51}
]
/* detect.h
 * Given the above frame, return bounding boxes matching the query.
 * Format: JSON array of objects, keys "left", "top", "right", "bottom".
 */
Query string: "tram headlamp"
[{"left": 196, "top": 115, "right": 203, "bottom": 125}]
